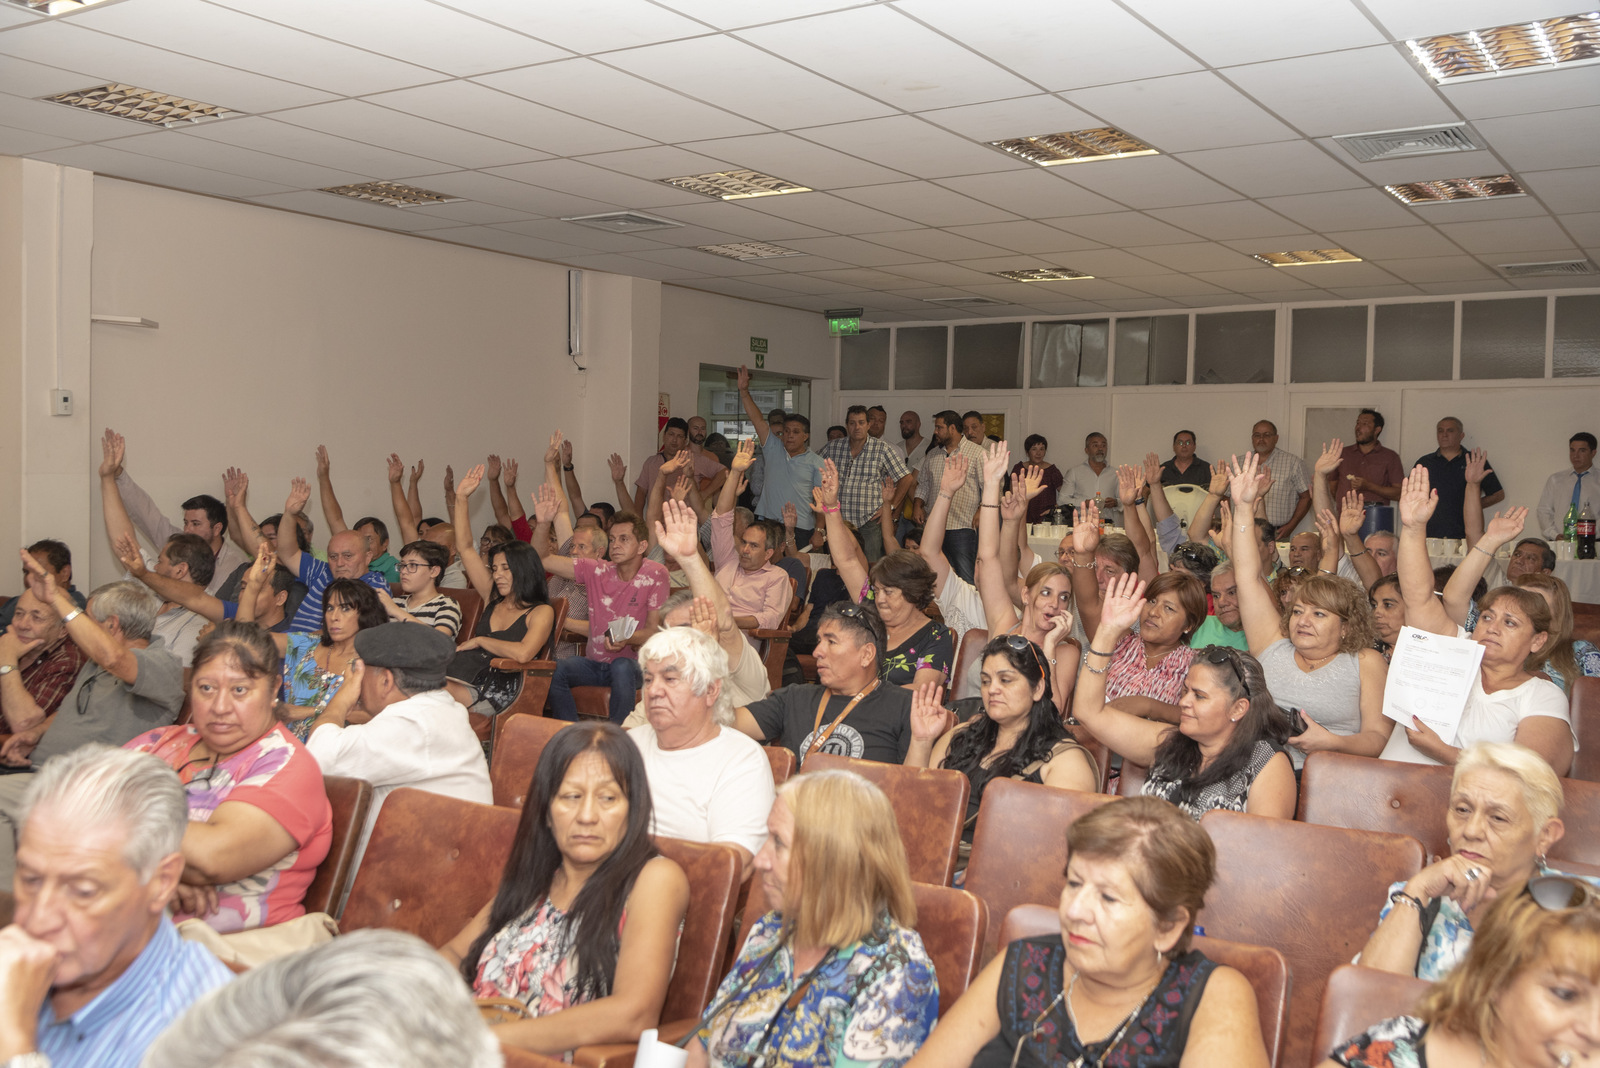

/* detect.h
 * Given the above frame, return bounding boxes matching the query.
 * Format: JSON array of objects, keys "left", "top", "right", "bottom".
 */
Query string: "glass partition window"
[
  {"left": 1555, "top": 294, "right": 1600, "bottom": 378},
  {"left": 1461, "top": 297, "right": 1546, "bottom": 379},
  {"left": 894, "top": 326, "right": 948, "bottom": 389},
  {"left": 839, "top": 329, "right": 889, "bottom": 391},
  {"left": 1291, "top": 305, "right": 1367, "bottom": 382},
  {"left": 1114, "top": 316, "right": 1188, "bottom": 386},
  {"left": 1194, "top": 310, "right": 1275, "bottom": 384},
  {"left": 952, "top": 323, "right": 1024, "bottom": 389},
  {"left": 1031, "top": 319, "right": 1108, "bottom": 387},
  {"left": 1373, "top": 301, "right": 1453, "bottom": 381}
]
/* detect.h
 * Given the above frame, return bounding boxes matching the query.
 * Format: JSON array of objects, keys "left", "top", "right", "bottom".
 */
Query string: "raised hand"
[
  {"left": 881, "top": 476, "right": 897, "bottom": 506},
  {"left": 1115, "top": 464, "right": 1141, "bottom": 507},
  {"left": 1000, "top": 482, "right": 1028, "bottom": 521},
  {"left": 223, "top": 466, "right": 248, "bottom": 506},
  {"left": 661, "top": 448, "right": 691, "bottom": 478},
  {"left": 736, "top": 364, "right": 750, "bottom": 392},
  {"left": 444, "top": 464, "right": 455, "bottom": 497},
  {"left": 731, "top": 437, "right": 756, "bottom": 472},
  {"left": 315, "top": 445, "right": 330, "bottom": 477},
  {"left": 561, "top": 440, "right": 574, "bottom": 468},
  {"left": 688, "top": 595, "right": 718, "bottom": 637},
  {"left": 981, "top": 439, "right": 1011, "bottom": 487},
  {"left": 99, "top": 428, "right": 125, "bottom": 480},
  {"left": 502, "top": 458, "right": 519, "bottom": 487},
  {"left": 544, "top": 430, "right": 563, "bottom": 466},
  {"left": 1484, "top": 506, "right": 1528, "bottom": 545},
  {"left": 819, "top": 459, "right": 840, "bottom": 508},
  {"left": 939, "top": 453, "right": 969, "bottom": 496},
  {"left": 245, "top": 541, "right": 276, "bottom": 586},
  {"left": 456, "top": 463, "right": 484, "bottom": 498},
  {"left": 909, "top": 682, "right": 950, "bottom": 744},
  {"left": 1339, "top": 490, "right": 1364, "bottom": 536},
  {"left": 1314, "top": 439, "right": 1343, "bottom": 476},
  {"left": 782, "top": 501, "right": 798, "bottom": 530},
  {"left": 655, "top": 499, "right": 700, "bottom": 561},
  {"left": 531, "top": 483, "right": 560, "bottom": 525},
  {"left": 1397, "top": 465, "right": 1437, "bottom": 530},
  {"left": 1100, "top": 572, "right": 1147, "bottom": 634},
  {"left": 1208, "top": 462, "right": 1229, "bottom": 496},
  {"left": 486, "top": 454, "right": 502, "bottom": 481},
  {"left": 607, "top": 453, "right": 627, "bottom": 482},
  {"left": 386, "top": 454, "right": 404, "bottom": 484},
  {"left": 1226, "top": 452, "right": 1262, "bottom": 505},
  {"left": 284, "top": 477, "right": 311, "bottom": 516},
  {"left": 113, "top": 532, "right": 147, "bottom": 577},
  {"left": 670, "top": 474, "right": 691, "bottom": 502},
  {"left": 1315, "top": 508, "right": 1340, "bottom": 549},
  {"left": 1465, "top": 448, "right": 1491, "bottom": 485},
  {"left": 1072, "top": 500, "right": 1102, "bottom": 553},
  {"left": 410, "top": 458, "right": 424, "bottom": 484},
  {"left": 1021, "top": 464, "right": 1045, "bottom": 501},
  {"left": 1255, "top": 469, "right": 1274, "bottom": 503},
  {"left": 1142, "top": 453, "right": 1162, "bottom": 492},
  {"left": 1214, "top": 501, "right": 1235, "bottom": 557},
  {"left": 20, "top": 548, "right": 56, "bottom": 605}
]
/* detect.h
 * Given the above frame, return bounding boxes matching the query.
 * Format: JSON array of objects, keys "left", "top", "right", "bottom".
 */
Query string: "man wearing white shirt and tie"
[{"left": 1536, "top": 432, "right": 1600, "bottom": 539}]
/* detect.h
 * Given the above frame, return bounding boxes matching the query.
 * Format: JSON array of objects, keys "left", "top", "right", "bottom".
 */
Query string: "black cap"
[{"left": 353, "top": 623, "right": 454, "bottom": 690}]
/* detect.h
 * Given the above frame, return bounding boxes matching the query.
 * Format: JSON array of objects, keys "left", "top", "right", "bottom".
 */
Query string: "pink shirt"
[
  {"left": 575, "top": 557, "right": 670, "bottom": 663},
  {"left": 1103, "top": 630, "right": 1194, "bottom": 705},
  {"left": 710, "top": 511, "right": 793, "bottom": 631},
  {"left": 635, "top": 450, "right": 724, "bottom": 495}
]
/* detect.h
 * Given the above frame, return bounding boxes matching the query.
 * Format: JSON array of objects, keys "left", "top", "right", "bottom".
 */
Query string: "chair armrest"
[
  {"left": 571, "top": 1020, "right": 698, "bottom": 1068},
  {"left": 750, "top": 628, "right": 792, "bottom": 640},
  {"left": 489, "top": 658, "right": 557, "bottom": 673}
]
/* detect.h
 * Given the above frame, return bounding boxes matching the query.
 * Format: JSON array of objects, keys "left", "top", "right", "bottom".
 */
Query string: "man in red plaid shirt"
[{"left": 0, "top": 587, "right": 88, "bottom": 728}]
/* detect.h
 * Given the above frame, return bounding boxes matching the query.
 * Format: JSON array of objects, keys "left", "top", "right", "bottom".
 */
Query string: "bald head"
[{"left": 327, "top": 529, "right": 372, "bottom": 580}]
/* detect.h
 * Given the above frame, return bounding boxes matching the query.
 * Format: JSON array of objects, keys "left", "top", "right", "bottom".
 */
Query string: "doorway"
[{"left": 699, "top": 365, "right": 812, "bottom": 440}]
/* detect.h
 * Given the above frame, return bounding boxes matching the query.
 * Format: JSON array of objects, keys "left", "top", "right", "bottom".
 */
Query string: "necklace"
[
  {"left": 1063, "top": 968, "right": 1160, "bottom": 1068},
  {"left": 1296, "top": 649, "right": 1337, "bottom": 670}
]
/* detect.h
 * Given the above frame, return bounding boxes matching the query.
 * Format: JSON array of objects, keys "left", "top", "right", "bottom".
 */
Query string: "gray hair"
[
  {"left": 1365, "top": 530, "right": 1399, "bottom": 551},
  {"left": 660, "top": 589, "right": 696, "bottom": 620},
  {"left": 141, "top": 930, "right": 500, "bottom": 1068},
  {"left": 639, "top": 625, "right": 733, "bottom": 727},
  {"left": 87, "top": 580, "right": 161, "bottom": 641},
  {"left": 22, "top": 745, "right": 186, "bottom": 880}
]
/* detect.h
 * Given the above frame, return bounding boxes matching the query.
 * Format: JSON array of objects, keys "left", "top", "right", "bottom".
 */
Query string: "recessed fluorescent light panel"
[
  {"left": 660, "top": 170, "right": 811, "bottom": 200},
  {"left": 925, "top": 296, "right": 1009, "bottom": 307},
  {"left": 993, "top": 268, "right": 1095, "bottom": 282},
  {"left": 1408, "top": 12, "right": 1600, "bottom": 83},
  {"left": 5, "top": 0, "right": 117, "bottom": 13},
  {"left": 44, "top": 83, "right": 233, "bottom": 127},
  {"left": 988, "top": 127, "right": 1158, "bottom": 166},
  {"left": 562, "top": 212, "right": 683, "bottom": 233},
  {"left": 1386, "top": 174, "right": 1527, "bottom": 204},
  {"left": 1253, "top": 249, "right": 1363, "bottom": 267},
  {"left": 319, "top": 181, "right": 463, "bottom": 209},
  {"left": 697, "top": 242, "right": 804, "bottom": 260}
]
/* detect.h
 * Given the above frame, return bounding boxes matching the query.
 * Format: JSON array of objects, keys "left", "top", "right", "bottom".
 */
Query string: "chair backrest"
[
  {"left": 1573, "top": 676, "right": 1600, "bottom": 782},
  {"left": 961, "top": 779, "right": 1116, "bottom": 958},
  {"left": 440, "top": 586, "right": 485, "bottom": 643},
  {"left": 341, "top": 789, "right": 521, "bottom": 947},
  {"left": 951, "top": 627, "right": 989, "bottom": 696},
  {"left": 1297, "top": 751, "right": 1453, "bottom": 858},
  {"left": 654, "top": 837, "right": 743, "bottom": 1024},
  {"left": 302, "top": 775, "right": 374, "bottom": 919},
  {"left": 1198, "top": 809, "right": 1425, "bottom": 1068},
  {"left": 490, "top": 715, "right": 572, "bottom": 808},
  {"left": 1164, "top": 484, "right": 1204, "bottom": 528},
  {"left": 998, "top": 903, "right": 1291, "bottom": 1068},
  {"left": 1572, "top": 604, "right": 1600, "bottom": 649},
  {"left": 1115, "top": 760, "right": 1148, "bottom": 798},
  {"left": 540, "top": 596, "right": 569, "bottom": 660},
  {"left": 1556, "top": 774, "right": 1600, "bottom": 868},
  {"left": 801, "top": 753, "right": 969, "bottom": 886},
  {"left": 1313, "top": 965, "right": 1432, "bottom": 1064},
  {"left": 762, "top": 745, "right": 796, "bottom": 786}
]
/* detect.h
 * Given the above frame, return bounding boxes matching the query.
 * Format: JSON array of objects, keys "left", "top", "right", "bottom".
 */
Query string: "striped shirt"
[
  {"left": 289, "top": 554, "right": 389, "bottom": 633},
  {"left": 916, "top": 438, "right": 986, "bottom": 529},
  {"left": 35, "top": 916, "right": 232, "bottom": 1068}
]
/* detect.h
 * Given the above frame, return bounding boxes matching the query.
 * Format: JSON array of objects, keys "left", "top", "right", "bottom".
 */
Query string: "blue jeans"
[
  {"left": 942, "top": 527, "right": 978, "bottom": 585},
  {"left": 549, "top": 656, "right": 642, "bottom": 724}
]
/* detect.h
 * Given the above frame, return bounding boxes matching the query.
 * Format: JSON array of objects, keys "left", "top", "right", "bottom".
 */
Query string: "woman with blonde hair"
[
  {"left": 1515, "top": 572, "right": 1600, "bottom": 695},
  {"left": 1325, "top": 877, "right": 1600, "bottom": 1066},
  {"left": 690, "top": 769, "right": 938, "bottom": 1068}
]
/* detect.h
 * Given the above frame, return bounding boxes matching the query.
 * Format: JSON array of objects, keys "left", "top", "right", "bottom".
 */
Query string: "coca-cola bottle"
[{"left": 1579, "top": 503, "right": 1596, "bottom": 560}]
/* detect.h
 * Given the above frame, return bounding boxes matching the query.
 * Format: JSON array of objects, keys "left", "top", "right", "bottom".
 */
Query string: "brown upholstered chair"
[
  {"left": 573, "top": 687, "right": 622, "bottom": 720},
  {"left": 1297, "top": 751, "right": 1453, "bottom": 858},
  {"left": 950, "top": 627, "right": 989, "bottom": 698},
  {"left": 961, "top": 778, "right": 1116, "bottom": 958},
  {"left": 1572, "top": 604, "right": 1600, "bottom": 649},
  {"left": 1557, "top": 774, "right": 1600, "bottom": 867},
  {"left": 490, "top": 715, "right": 573, "bottom": 808},
  {"left": 1115, "top": 760, "right": 1148, "bottom": 798},
  {"left": 501, "top": 1049, "right": 569, "bottom": 1068},
  {"left": 1573, "top": 676, "right": 1600, "bottom": 782},
  {"left": 762, "top": 745, "right": 796, "bottom": 785},
  {"left": 341, "top": 789, "right": 520, "bottom": 948},
  {"left": 484, "top": 597, "right": 570, "bottom": 739},
  {"left": 802, "top": 753, "right": 969, "bottom": 886},
  {"left": 302, "top": 775, "right": 373, "bottom": 919},
  {"left": 1313, "top": 965, "right": 1432, "bottom": 1064},
  {"left": 1197, "top": 809, "right": 1425, "bottom": 1068},
  {"left": 440, "top": 586, "right": 484, "bottom": 644},
  {"left": 998, "top": 903, "right": 1292, "bottom": 1067}
]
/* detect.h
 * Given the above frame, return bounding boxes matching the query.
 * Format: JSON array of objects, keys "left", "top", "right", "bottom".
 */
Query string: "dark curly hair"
[
  {"left": 941, "top": 637, "right": 1075, "bottom": 785},
  {"left": 870, "top": 549, "right": 937, "bottom": 611}
]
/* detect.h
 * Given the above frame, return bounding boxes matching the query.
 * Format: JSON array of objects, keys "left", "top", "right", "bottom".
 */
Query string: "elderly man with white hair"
[
  {"left": 0, "top": 745, "right": 232, "bottom": 1068},
  {"left": 631, "top": 626, "right": 775, "bottom": 879}
]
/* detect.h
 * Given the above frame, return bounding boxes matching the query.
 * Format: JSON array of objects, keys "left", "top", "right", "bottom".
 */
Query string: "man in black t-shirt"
[{"left": 736, "top": 601, "right": 912, "bottom": 765}]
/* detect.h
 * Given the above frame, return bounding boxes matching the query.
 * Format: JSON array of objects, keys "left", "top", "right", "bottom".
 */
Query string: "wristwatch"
[{"left": 4, "top": 1053, "right": 51, "bottom": 1068}]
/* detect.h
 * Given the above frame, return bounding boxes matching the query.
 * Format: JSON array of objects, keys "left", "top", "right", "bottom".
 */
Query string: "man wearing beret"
[{"left": 303, "top": 623, "right": 491, "bottom": 887}]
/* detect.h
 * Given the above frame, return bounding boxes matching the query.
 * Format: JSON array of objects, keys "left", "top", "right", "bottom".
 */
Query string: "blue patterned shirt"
[
  {"left": 820, "top": 438, "right": 912, "bottom": 528},
  {"left": 288, "top": 553, "right": 389, "bottom": 633},
  {"left": 35, "top": 916, "right": 232, "bottom": 1068}
]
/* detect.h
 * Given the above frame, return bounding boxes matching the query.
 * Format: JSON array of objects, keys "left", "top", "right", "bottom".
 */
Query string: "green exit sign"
[
  {"left": 749, "top": 336, "right": 768, "bottom": 353},
  {"left": 828, "top": 317, "right": 860, "bottom": 337}
]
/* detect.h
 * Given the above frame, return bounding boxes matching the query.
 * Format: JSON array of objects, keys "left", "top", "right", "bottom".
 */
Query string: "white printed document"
[{"left": 1381, "top": 625, "right": 1484, "bottom": 743}]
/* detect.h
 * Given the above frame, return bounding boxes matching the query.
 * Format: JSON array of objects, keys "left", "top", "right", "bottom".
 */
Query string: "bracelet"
[
  {"left": 1389, "top": 890, "right": 1429, "bottom": 932},
  {"left": 562, "top": 464, "right": 574, "bottom": 471},
  {"left": 1473, "top": 544, "right": 1494, "bottom": 558},
  {"left": 938, "top": 491, "right": 954, "bottom": 499},
  {"left": 1131, "top": 496, "right": 1147, "bottom": 506},
  {"left": 1070, "top": 560, "right": 1096, "bottom": 569},
  {"left": 1087, "top": 646, "right": 1115, "bottom": 657},
  {"left": 60, "top": 608, "right": 81, "bottom": 625},
  {"left": 980, "top": 503, "right": 999, "bottom": 510},
  {"left": 1084, "top": 663, "right": 1108, "bottom": 676},
  {"left": 822, "top": 506, "right": 840, "bottom": 514},
  {"left": 1318, "top": 568, "right": 1335, "bottom": 575},
  {"left": 1349, "top": 549, "right": 1369, "bottom": 558}
]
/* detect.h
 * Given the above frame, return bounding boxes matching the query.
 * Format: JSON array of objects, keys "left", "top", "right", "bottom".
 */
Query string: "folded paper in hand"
[{"left": 607, "top": 616, "right": 639, "bottom": 643}]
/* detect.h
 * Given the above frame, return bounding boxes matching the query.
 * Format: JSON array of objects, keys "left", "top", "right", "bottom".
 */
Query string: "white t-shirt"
[
  {"left": 1380, "top": 671, "right": 1574, "bottom": 766},
  {"left": 621, "top": 634, "right": 772, "bottom": 730},
  {"left": 629, "top": 723, "right": 775, "bottom": 858},
  {"left": 936, "top": 575, "right": 986, "bottom": 701}
]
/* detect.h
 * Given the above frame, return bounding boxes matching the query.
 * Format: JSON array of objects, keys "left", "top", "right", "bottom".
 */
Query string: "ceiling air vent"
[
  {"left": 1499, "top": 259, "right": 1597, "bottom": 277},
  {"left": 697, "top": 242, "right": 803, "bottom": 260},
  {"left": 1333, "top": 123, "right": 1479, "bottom": 163},
  {"left": 320, "top": 181, "right": 462, "bottom": 208},
  {"left": 561, "top": 212, "right": 683, "bottom": 233},
  {"left": 925, "top": 296, "right": 1009, "bottom": 307}
]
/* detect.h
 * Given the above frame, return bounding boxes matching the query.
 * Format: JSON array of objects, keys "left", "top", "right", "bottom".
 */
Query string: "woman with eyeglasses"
[
  {"left": 909, "top": 797, "right": 1269, "bottom": 1068},
  {"left": 1326, "top": 872, "right": 1600, "bottom": 1067},
  {"left": 1226, "top": 452, "right": 1392, "bottom": 769},
  {"left": 125, "top": 620, "right": 332, "bottom": 935},
  {"left": 444, "top": 465, "right": 555, "bottom": 718},
  {"left": 1355, "top": 742, "right": 1598, "bottom": 983},
  {"left": 691, "top": 769, "right": 938, "bottom": 1068},
  {"left": 868, "top": 550, "right": 954, "bottom": 689},
  {"left": 1072, "top": 573, "right": 1295, "bottom": 820},
  {"left": 376, "top": 539, "right": 463, "bottom": 637}
]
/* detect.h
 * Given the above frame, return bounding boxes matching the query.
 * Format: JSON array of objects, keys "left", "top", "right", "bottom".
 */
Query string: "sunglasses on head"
[
  {"left": 1200, "top": 645, "right": 1248, "bottom": 693},
  {"left": 1282, "top": 567, "right": 1311, "bottom": 579},
  {"left": 1530, "top": 875, "right": 1600, "bottom": 911},
  {"left": 1001, "top": 633, "right": 1047, "bottom": 677}
]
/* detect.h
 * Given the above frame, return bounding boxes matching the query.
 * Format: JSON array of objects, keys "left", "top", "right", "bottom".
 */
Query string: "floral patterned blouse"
[
  {"left": 698, "top": 912, "right": 938, "bottom": 1068},
  {"left": 880, "top": 619, "right": 954, "bottom": 688},
  {"left": 280, "top": 634, "right": 346, "bottom": 741},
  {"left": 1103, "top": 630, "right": 1194, "bottom": 705},
  {"left": 473, "top": 898, "right": 613, "bottom": 1014},
  {"left": 1328, "top": 1015, "right": 1426, "bottom": 1067}
]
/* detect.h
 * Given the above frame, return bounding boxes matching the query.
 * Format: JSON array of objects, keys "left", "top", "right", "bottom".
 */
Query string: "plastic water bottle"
[{"left": 1565, "top": 504, "right": 1578, "bottom": 542}]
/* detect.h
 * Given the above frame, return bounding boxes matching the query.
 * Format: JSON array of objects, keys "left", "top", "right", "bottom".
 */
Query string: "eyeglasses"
[
  {"left": 1172, "top": 545, "right": 1212, "bottom": 570},
  {"left": 1001, "top": 634, "right": 1047, "bottom": 678},
  {"left": 397, "top": 562, "right": 431, "bottom": 573},
  {"left": 1530, "top": 875, "right": 1600, "bottom": 911},
  {"left": 1200, "top": 645, "right": 1248, "bottom": 693}
]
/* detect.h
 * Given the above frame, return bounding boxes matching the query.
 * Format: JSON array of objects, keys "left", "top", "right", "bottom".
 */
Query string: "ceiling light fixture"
[
  {"left": 1499, "top": 259, "right": 1597, "bottom": 277},
  {"left": 1333, "top": 123, "right": 1479, "bottom": 163},
  {"left": 319, "top": 181, "right": 463, "bottom": 208},
  {"left": 4, "top": 0, "right": 117, "bottom": 13},
  {"left": 43, "top": 83, "right": 233, "bottom": 127},
  {"left": 660, "top": 169, "right": 811, "bottom": 200},
  {"left": 925, "top": 296, "right": 1009, "bottom": 306},
  {"left": 1407, "top": 11, "right": 1600, "bottom": 83},
  {"left": 697, "top": 242, "right": 804, "bottom": 260},
  {"left": 1252, "top": 249, "right": 1363, "bottom": 267},
  {"left": 562, "top": 211, "right": 683, "bottom": 233},
  {"left": 987, "top": 127, "right": 1158, "bottom": 166},
  {"left": 1385, "top": 174, "right": 1527, "bottom": 204},
  {"left": 993, "top": 267, "right": 1095, "bottom": 282}
]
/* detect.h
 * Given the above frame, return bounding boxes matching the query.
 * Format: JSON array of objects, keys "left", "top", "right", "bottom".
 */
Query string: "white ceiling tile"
[
  {"left": 486, "top": 158, "right": 707, "bottom": 209},
  {"left": 795, "top": 267, "right": 922, "bottom": 289},
  {"left": 1051, "top": 211, "right": 1199, "bottom": 246},
  {"left": 643, "top": 200, "right": 833, "bottom": 241},
  {"left": 1320, "top": 226, "right": 1464, "bottom": 258},
  {"left": 0, "top": 122, "right": 76, "bottom": 155},
  {"left": 376, "top": 170, "right": 560, "bottom": 216},
  {"left": 1379, "top": 256, "right": 1501, "bottom": 283},
  {"left": 1442, "top": 64, "right": 1600, "bottom": 121},
  {"left": 736, "top": 5, "right": 1036, "bottom": 110},
  {"left": 1217, "top": 232, "right": 1327, "bottom": 252},
  {"left": 1128, "top": 242, "right": 1265, "bottom": 273},
  {"left": 402, "top": 200, "right": 541, "bottom": 227},
  {"left": 835, "top": 181, "right": 1018, "bottom": 227},
  {"left": 560, "top": 252, "right": 713, "bottom": 281},
  {"left": 968, "top": 278, "right": 1149, "bottom": 300},
  {"left": 648, "top": 0, "right": 861, "bottom": 30},
  {"left": 274, "top": 99, "right": 549, "bottom": 170},
  {"left": 574, "top": 145, "right": 745, "bottom": 183},
  {"left": 1043, "top": 248, "right": 1169, "bottom": 276},
  {"left": 866, "top": 261, "right": 997, "bottom": 286},
  {"left": 1223, "top": 47, "right": 1457, "bottom": 138},
  {"left": 0, "top": 52, "right": 114, "bottom": 98},
  {"left": 914, "top": 94, "right": 1099, "bottom": 142},
  {"left": 185, "top": 116, "right": 448, "bottom": 179},
  {"left": 1123, "top": 274, "right": 1238, "bottom": 298},
  {"left": 1190, "top": 267, "right": 1319, "bottom": 292},
  {"left": 599, "top": 34, "right": 893, "bottom": 130},
  {"left": 1145, "top": 200, "right": 1307, "bottom": 240},
  {"left": 102, "top": 128, "right": 369, "bottom": 188},
  {"left": 1434, "top": 216, "right": 1578, "bottom": 254},
  {"left": 247, "top": 189, "right": 471, "bottom": 231},
  {"left": 1474, "top": 106, "right": 1600, "bottom": 171},
  {"left": 898, "top": 0, "right": 1202, "bottom": 91},
  {"left": 1067, "top": 72, "right": 1298, "bottom": 153},
  {"left": 1561, "top": 213, "right": 1600, "bottom": 246},
  {"left": 1278, "top": 261, "right": 1402, "bottom": 285},
  {"left": 771, "top": 235, "right": 920, "bottom": 266},
  {"left": 1258, "top": 188, "right": 1424, "bottom": 232},
  {"left": 69, "top": 0, "right": 440, "bottom": 96},
  {"left": 859, "top": 229, "right": 1015, "bottom": 260},
  {"left": 475, "top": 58, "right": 766, "bottom": 143},
  {"left": 679, "top": 132, "right": 908, "bottom": 189},
  {"left": 432, "top": 0, "right": 709, "bottom": 54},
  {"left": 365, "top": 81, "right": 652, "bottom": 157},
  {"left": 936, "top": 168, "right": 1123, "bottom": 218},
  {"left": 941, "top": 220, "right": 1104, "bottom": 254},
  {"left": 791, "top": 114, "right": 1026, "bottom": 180},
  {"left": 0, "top": 90, "right": 169, "bottom": 141},
  {"left": 494, "top": 218, "right": 674, "bottom": 254},
  {"left": 1358, "top": 0, "right": 1583, "bottom": 41},
  {"left": 1327, "top": 285, "right": 1425, "bottom": 299},
  {"left": 1403, "top": 197, "right": 1553, "bottom": 222},
  {"left": 1519, "top": 167, "right": 1600, "bottom": 214},
  {"left": 0, "top": 21, "right": 336, "bottom": 113},
  {"left": 738, "top": 191, "right": 923, "bottom": 234},
  {"left": 207, "top": 0, "right": 570, "bottom": 76},
  {"left": 737, "top": 254, "right": 854, "bottom": 273},
  {"left": 1175, "top": 140, "right": 1367, "bottom": 198},
  {"left": 739, "top": 273, "right": 852, "bottom": 295},
  {"left": 0, "top": 6, "right": 43, "bottom": 28},
  {"left": 1320, "top": 147, "right": 1511, "bottom": 187},
  {"left": 1051, "top": 155, "right": 1240, "bottom": 209},
  {"left": 34, "top": 142, "right": 293, "bottom": 197},
  {"left": 1132, "top": 0, "right": 1387, "bottom": 65}
]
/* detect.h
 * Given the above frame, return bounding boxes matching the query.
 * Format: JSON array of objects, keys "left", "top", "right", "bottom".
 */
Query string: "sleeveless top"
[
  {"left": 1142, "top": 739, "right": 1279, "bottom": 821},
  {"left": 1256, "top": 639, "right": 1362, "bottom": 769},
  {"left": 973, "top": 936, "right": 1216, "bottom": 1068},
  {"left": 963, "top": 739, "right": 1097, "bottom": 840},
  {"left": 448, "top": 600, "right": 534, "bottom": 681}
]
